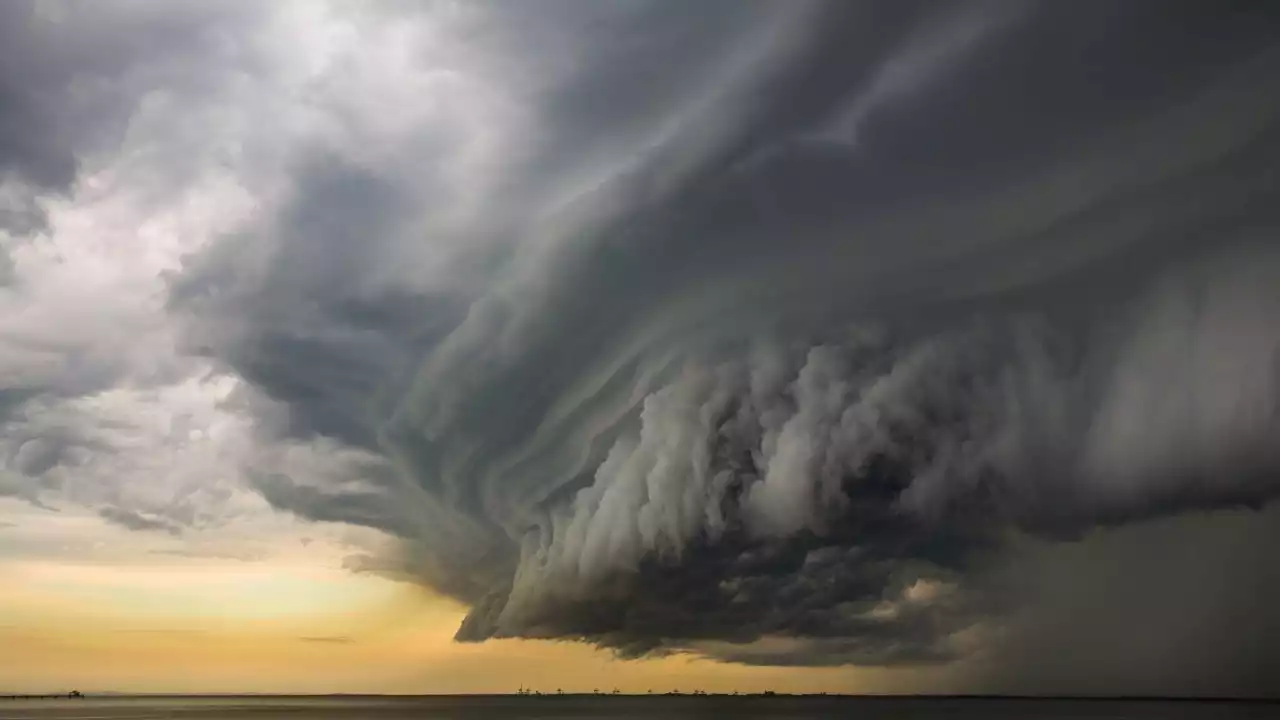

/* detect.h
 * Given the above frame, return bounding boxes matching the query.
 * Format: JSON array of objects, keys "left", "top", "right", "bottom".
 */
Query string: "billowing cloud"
[
  {"left": 164, "top": 0, "right": 1280, "bottom": 677},
  {"left": 3, "top": 0, "right": 1279, "bottom": 695}
]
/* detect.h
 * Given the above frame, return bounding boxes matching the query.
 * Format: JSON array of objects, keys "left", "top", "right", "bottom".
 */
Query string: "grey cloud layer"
[
  {"left": 0, "top": 1, "right": 262, "bottom": 230},
  {"left": 54, "top": 0, "right": 1280, "bottom": 692},
  {"left": 0, "top": 0, "right": 265, "bottom": 417}
]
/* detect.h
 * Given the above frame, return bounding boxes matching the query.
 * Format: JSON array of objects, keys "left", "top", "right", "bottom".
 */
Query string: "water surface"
[{"left": 1, "top": 696, "right": 1276, "bottom": 720}]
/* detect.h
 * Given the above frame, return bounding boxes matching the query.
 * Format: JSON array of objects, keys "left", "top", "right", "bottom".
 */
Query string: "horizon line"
[{"left": 5, "top": 692, "right": 1278, "bottom": 702}]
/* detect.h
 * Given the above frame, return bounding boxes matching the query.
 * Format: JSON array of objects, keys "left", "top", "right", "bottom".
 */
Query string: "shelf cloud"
[{"left": 4, "top": 0, "right": 1279, "bottom": 694}]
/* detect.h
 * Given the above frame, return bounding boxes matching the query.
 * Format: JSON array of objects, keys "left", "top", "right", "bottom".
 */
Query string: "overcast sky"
[{"left": 3, "top": 0, "right": 1280, "bottom": 697}]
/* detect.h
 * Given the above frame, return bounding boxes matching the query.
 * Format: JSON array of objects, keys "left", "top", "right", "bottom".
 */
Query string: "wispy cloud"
[
  {"left": 299, "top": 636, "right": 354, "bottom": 645},
  {"left": 147, "top": 548, "right": 268, "bottom": 563},
  {"left": 110, "top": 629, "right": 207, "bottom": 636},
  {"left": 98, "top": 508, "right": 182, "bottom": 536}
]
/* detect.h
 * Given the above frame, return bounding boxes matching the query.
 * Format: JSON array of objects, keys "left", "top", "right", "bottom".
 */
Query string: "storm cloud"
[
  {"left": 4, "top": 0, "right": 1280, "bottom": 695},
  {"left": 165, "top": 0, "right": 1280, "bottom": 682}
]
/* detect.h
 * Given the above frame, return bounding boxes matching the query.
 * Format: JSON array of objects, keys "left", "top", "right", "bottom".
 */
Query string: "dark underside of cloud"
[{"left": 161, "top": 0, "right": 1280, "bottom": 693}]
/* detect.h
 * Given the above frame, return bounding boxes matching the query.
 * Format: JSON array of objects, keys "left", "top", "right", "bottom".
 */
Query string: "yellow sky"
[{"left": 0, "top": 555, "right": 942, "bottom": 695}]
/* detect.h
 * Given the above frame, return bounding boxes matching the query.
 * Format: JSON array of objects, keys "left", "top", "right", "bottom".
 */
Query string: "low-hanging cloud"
[{"left": 141, "top": 0, "right": 1280, "bottom": 691}]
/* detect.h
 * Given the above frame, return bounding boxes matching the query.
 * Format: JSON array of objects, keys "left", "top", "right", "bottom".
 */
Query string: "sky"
[{"left": 2, "top": 0, "right": 1280, "bottom": 697}]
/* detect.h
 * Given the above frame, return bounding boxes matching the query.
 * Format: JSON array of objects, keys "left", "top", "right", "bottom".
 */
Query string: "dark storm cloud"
[
  {"left": 172, "top": 156, "right": 471, "bottom": 449},
  {"left": 171, "top": 0, "right": 1280, "bottom": 677},
  {"left": 251, "top": 467, "right": 410, "bottom": 539}
]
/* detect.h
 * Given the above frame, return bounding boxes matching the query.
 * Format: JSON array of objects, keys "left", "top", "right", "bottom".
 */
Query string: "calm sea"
[{"left": 0, "top": 696, "right": 1275, "bottom": 720}]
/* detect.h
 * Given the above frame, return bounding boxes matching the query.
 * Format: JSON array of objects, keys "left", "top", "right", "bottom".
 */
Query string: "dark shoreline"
[{"left": 6, "top": 694, "right": 1277, "bottom": 703}]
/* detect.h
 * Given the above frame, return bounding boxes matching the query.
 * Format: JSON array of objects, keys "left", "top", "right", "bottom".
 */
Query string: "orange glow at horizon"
[{"left": 0, "top": 557, "right": 942, "bottom": 695}]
